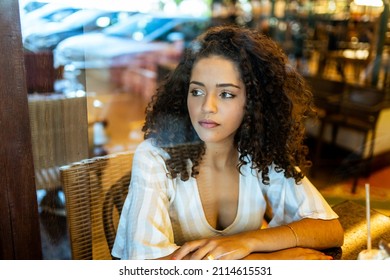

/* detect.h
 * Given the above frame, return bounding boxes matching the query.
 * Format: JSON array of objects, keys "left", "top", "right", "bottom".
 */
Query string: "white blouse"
[{"left": 112, "top": 139, "right": 338, "bottom": 260}]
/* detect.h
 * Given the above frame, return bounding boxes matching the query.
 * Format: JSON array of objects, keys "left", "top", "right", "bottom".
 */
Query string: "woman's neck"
[{"left": 203, "top": 142, "right": 238, "bottom": 171}]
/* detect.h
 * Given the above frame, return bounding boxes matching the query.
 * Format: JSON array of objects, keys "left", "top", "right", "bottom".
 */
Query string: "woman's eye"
[
  {"left": 220, "top": 91, "right": 235, "bottom": 99},
  {"left": 191, "top": 89, "right": 204, "bottom": 96}
]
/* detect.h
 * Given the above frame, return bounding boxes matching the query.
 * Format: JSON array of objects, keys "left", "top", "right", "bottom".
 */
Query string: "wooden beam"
[{"left": 0, "top": 0, "right": 42, "bottom": 259}]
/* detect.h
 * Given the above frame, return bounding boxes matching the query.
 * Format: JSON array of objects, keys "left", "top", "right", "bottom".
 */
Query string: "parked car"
[
  {"left": 20, "top": 2, "right": 81, "bottom": 39},
  {"left": 23, "top": 9, "right": 134, "bottom": 52},
  {"left": 21, "top": 0, "right": 49, "bottom": 14},
  {"left": 53, "top": 13, "right": 210, "bottom": 69}
]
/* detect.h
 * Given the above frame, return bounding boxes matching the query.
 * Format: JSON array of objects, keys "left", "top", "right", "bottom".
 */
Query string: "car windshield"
[
  {"left": 104, "top": 16, "right": 172, "bottom": 41},
  {"left": 60, "top": 10, "right": 105, "bottom": 25},
  {"left": 41, "top": 8, "right": 80, "bottom": 22}
]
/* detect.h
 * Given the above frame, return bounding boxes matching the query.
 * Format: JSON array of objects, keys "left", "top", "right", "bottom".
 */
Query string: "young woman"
[{"left": 112, "top": 25, "right": 344, "bottom": 260}]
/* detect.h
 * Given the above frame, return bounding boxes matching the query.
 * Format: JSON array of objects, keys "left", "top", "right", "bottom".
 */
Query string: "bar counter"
[{"left": 327, "top": 200, "right": 390, "bottom": 260}]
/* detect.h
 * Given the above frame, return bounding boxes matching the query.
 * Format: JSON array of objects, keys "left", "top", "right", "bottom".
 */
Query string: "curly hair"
[{"left": 142, "top": 25, "right": 316, "bottom": 184}]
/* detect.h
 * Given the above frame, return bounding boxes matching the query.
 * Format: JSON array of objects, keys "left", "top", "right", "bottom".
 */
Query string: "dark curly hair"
[{"left": 142, "top": 25, "right": 316, "bottom": 184}]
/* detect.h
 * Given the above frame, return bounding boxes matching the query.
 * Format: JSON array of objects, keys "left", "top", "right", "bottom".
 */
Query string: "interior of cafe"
[{"left": 1, "top": 0, "right": 390, "bottom": 260}]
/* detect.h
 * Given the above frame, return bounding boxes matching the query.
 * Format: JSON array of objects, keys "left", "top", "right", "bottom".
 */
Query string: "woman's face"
[{"left": 187, "top": 55, "right": 246, "bottom": 145}]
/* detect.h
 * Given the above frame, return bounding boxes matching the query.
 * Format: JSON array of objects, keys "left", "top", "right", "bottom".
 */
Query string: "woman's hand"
[
  {"left": 244, "top": 248, "right": 333, "bottom": 260},
  {"left": 171, "top": 239, "right": 333, "bottom": 260},
  {"left": 172, "top": 235, "right": 253, "bottom": 260}
]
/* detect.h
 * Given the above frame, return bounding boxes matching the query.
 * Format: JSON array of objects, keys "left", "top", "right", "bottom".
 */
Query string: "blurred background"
[
  {"left": 20, "top": 0, "right": 390, "bottom": 151},
  {"left": 17, "top": 0, "right": 390, "bottom": 259}
]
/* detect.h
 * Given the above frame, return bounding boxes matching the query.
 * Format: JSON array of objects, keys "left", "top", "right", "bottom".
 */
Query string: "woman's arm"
[
  {"left": 281, "top": 218, "right": 344, "bottom": 249},
  {"left": 171, "top": 218, "right": 344, "bottom": 260},
  {"left": 246, "top": 218, "right": 344, "bottom": 253}
]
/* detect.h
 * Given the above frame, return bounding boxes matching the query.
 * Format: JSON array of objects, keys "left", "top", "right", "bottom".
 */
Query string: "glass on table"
[{"left": 358, "top": 240, "right": 390, "bottom": 260}]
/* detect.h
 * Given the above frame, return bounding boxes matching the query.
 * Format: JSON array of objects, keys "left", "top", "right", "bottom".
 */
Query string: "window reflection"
[{"left": 19, "top": 0, "right": 389, "bottom": 259}]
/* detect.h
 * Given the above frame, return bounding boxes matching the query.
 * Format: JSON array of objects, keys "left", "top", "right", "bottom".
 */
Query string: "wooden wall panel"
[{"left": 0, "top": 0, "right": 42, "bottom": 259}]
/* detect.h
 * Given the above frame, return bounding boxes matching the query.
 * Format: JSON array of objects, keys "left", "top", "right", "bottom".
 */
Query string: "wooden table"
[{"left": 326, "top": 200, "right": 390, "bottom": 260}]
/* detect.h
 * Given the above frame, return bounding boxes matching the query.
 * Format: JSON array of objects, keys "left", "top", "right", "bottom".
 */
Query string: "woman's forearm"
[
  {"left": 284, "top": 218, "right": 344, "bottom": 249},
  {"left": 243, "top": 218, "right": 344, "bottom": 253}
]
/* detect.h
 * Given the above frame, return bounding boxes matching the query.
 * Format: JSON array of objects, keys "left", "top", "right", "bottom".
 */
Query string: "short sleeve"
[
  {"left": 111, "top": 140, "right": 179, "bottom": 259},
  {"left": 264, "top": 166, "right": 339, "bottom": 228}
]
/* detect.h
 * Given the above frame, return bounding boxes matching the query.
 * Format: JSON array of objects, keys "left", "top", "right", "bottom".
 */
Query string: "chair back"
[
  {"left": 60, "top": 150, "right": 134, "bottom": 260},
  {"left": 304, "top": 75, "right": 346, "bottom": 115},
  {"left": 345, "top": 85, "right": 385, "bottom": 106},
  {"left": 305, "top": 76, "right": 346, "bottom": 97},
  {"left": 28, "top": 94, "right": 89, "bottom": 190},
  {"left": 339, "top": 85, "right": 385, "bottom": 128}
]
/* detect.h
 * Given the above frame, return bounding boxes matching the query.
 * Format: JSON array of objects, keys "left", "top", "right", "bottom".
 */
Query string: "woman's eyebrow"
[
  {"left": 190, "top": 81, "right": 241, "bottom": 89},
  {"left": 216, "top": 83, "right": 241, "bottom": 89},
  {"left": 189, "top": 81, "right": 204, "bottom": 86}
]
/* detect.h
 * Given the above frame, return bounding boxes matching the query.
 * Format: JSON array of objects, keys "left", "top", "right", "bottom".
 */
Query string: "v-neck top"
[{"left": 112, "top": 139, "right": 338, "bottom": 260}]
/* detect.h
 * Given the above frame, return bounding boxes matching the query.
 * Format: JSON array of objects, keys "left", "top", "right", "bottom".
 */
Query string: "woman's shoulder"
[
  {"left": 268, "top": 163, "right": 287, "bottom": 178},
  {"left": 135, "top": 138, "right": 169, "bottom": 157},
  {"left": 132, "top": 138, "right": 170, "bottom": 166},
  {"left": 244, "top": 160, "right": 293, "bottom": 187}
]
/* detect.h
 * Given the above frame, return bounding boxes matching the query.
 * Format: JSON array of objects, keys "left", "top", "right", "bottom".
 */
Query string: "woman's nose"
[{"left": 201, "top": 94, "right": 217, "bottom": 113}]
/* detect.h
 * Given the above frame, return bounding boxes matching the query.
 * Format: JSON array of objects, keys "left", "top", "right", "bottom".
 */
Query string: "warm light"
[
  {"left": 353, "top": 0, "right": 384, "bottom": 7},
  {"left": 342, "top": 49, "right": 369, "bottom": 60}
]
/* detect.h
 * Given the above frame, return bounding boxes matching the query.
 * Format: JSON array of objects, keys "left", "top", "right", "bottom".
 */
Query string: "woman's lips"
[{"left": 199, "top": 119, "right": 219, "bottom": 128}]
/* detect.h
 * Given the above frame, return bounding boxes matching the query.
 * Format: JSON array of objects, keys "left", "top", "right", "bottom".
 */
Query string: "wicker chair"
[
  {"left": 28, "top": 93, "right": 89, "bottom": 191},
  {"left": 60, "top": 150, "right": 134, "bottom": 260}
]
